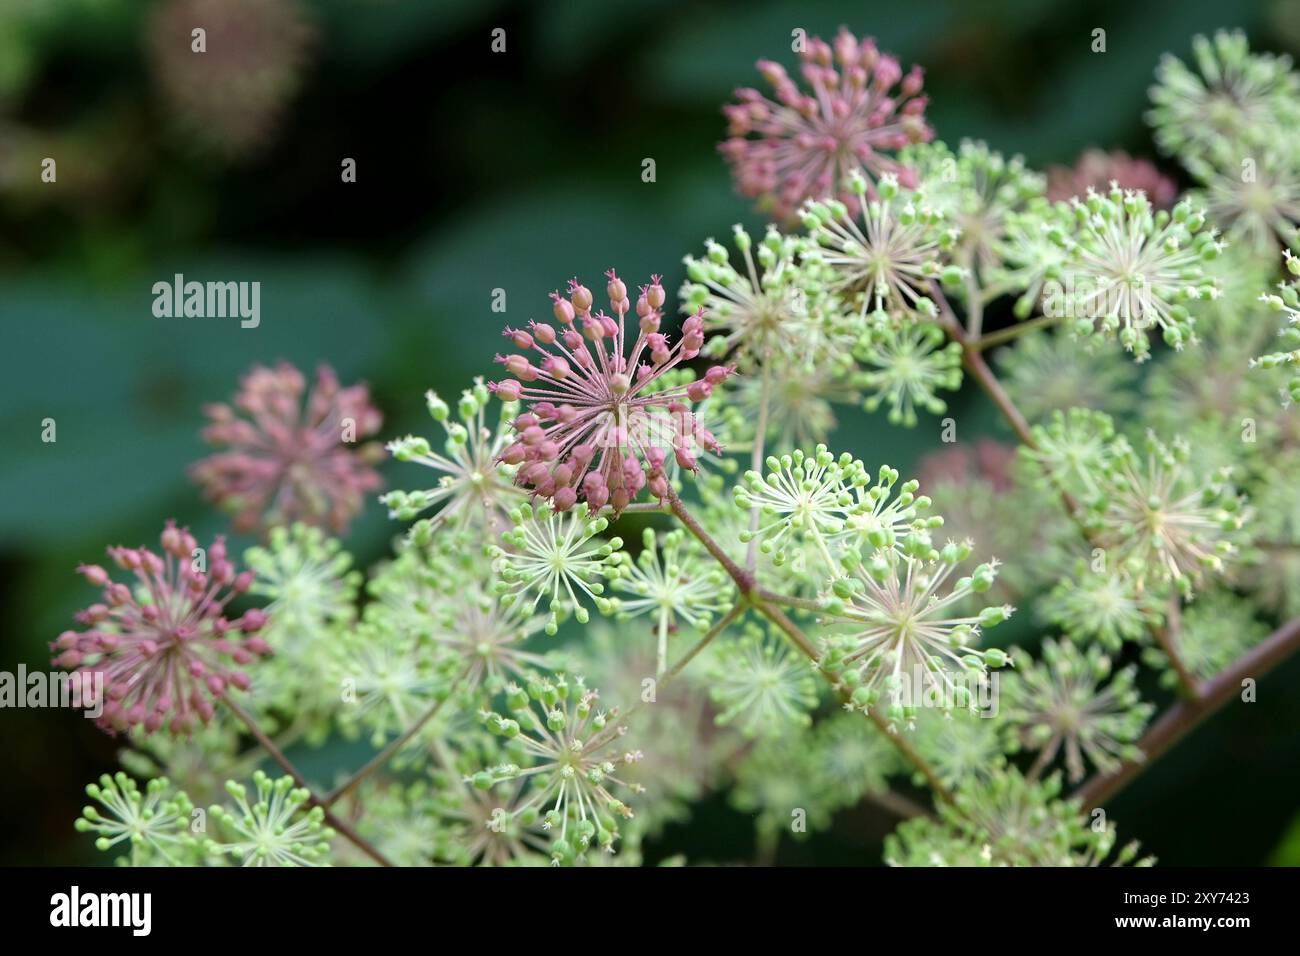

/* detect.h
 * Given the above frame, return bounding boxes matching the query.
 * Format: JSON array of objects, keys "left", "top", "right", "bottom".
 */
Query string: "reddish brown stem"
[
  {"left": 1076, "top": 614, "right": 1300, "bottom": 808},
  {"left": 325, "top": 690, "right": 456, "bottom": 808},
  {"left": 662, "top": 487, "right": 954, "bottom": 804},
  {"left": 224, "top": 697, "right": 395, "bottom": 867},
  {"left": 664, "top": 485, "right": 755, "bottom": 593}
]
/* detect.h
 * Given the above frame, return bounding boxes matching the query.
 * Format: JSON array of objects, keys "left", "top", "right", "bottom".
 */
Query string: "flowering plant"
[{"left": 56, "top": 27, "right": 1300, "bottom": 868}]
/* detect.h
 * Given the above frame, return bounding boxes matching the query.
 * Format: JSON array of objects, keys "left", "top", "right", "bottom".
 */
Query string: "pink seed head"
[
  {"left": 54, "top": 521, "right": 270, "bottom": 737},
  {"left": 190, "top": 362, "right": 383, "bottom": 535},
  {"left": 492, "top": 270, "right": 734, "bottom": 515},
  {"left": 719, "top": 29, "right": 932, "bottom": 222}
]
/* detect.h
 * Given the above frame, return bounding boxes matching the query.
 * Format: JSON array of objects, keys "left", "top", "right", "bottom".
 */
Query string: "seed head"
[
  {"left": 721, "top": 28, "right": 933, "bottom": 221},
  {"left": 192, "top": 362, "right": 384, "bottom": 534},
  {"left": 492, "top": 272, "right": 732, "bottom": 516},
  {"left": 53, "top": 520, "right": 270, "bottom": 735}
]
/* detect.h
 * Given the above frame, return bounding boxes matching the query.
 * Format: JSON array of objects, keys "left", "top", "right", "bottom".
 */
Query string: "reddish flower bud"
[{"left": 496, "top": 380, "right": 524, "bottom": 402}]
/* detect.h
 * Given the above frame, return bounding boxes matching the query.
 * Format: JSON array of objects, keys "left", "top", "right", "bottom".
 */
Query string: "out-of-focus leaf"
[
  {"left": 400, "top": 176, "right": 742, "bottom": 382},
  {"left": 1271, "top": 810, "right": 1300, "bottom": 865},
  {"left": 311, "top": 0, "right": 506, "bottom": 67},
  {"left": 0, "top": 255, "right": 386, "bottom": 544}
]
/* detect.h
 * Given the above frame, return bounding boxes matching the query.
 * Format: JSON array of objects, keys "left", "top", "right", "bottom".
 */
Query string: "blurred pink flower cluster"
[
  {"left": 720, "top": 27, "right": 933, "bottom": 221},
  {"left": 191, "top": 362, "right": 384, "bottom": 534}
]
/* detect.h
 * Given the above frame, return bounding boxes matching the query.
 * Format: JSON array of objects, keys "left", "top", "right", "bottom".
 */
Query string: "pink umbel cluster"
[
  {"left": 491, "top": 271, "right": 732, "bottom": 515},
  {"left": 720, "top": 27, "right": 933, "bottom": 221},
  {"left": 918, "top": 439, "right": 1016, "bottom": 494},
  {"left": 1047, "top": 149, "right": 1178, "bottom": 209},
  {"left": 51, "top": 521, "right": 271, "bottom": 735},
  {"left": 191, "top": 362, "right": 384, "bottom": 534}
]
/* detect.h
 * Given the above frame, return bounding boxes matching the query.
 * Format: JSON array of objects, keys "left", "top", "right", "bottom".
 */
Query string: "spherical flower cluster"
[
  {"left": 995, "top": 202, "right": 1075, "bottom": 319},
  {"left": 491, "top": 272, "right": 732, "bottom": 515},
  {"left": 726, "top": 357, "right": 859, "bottom": 451},
  {"left": 52, "top": 521, "right": 270, "bottom": 735},
  {"left": 382, "top": 377, "right": 525, "bottom": 534},
  {"left": 1087, "top": 430, "right": 1248, "bottom": 597},
  {"left": 206, "top": 771, "right": 334, "bottom": 866},
  {"left": 720, "top": 28, "right": 933, "bottom": 222},
  {"left": 807, "top": 711, "right": 899, "bottom": 807},
  {"left": 1243, "top": 454, "right": 1300, "bottom": 619},
  {"left": 491, "top": 503, "right": 623, "bottom": 634},
  {"left": 1204, "top": 242, "right": 1283, "bottom": 319},
  {"left": 1003, "top": 637, "right": 1153, "bottom": 782},
  {"left": 1044, "top": 560, "right": 1165, "bottom": 652},
  {"left": 855, "top": 319, "right": 963, "bottom": 426},
  {"left": 606, "top": 528, "right": 731, "bottom": 675},
  {"left": 576, "top": 621, "right": 736, "bottom": 837},
  {"left": 328, "top": 619, "right": 447, "bottom": 749},
  {"left": 1053, "top": 188, "right": 1223, "bottom": 361},
  {"left": 1185, "top": 142, "right": 1300, "bottom": 252},
  {"left": 76, "top": 773, "right": 198, "bottom": 865},
  {"left": 1144, "top": 590, "right": 1268, "bottom": 684},
  {"left": 432, "top": 767, "right": 552, "bottom": 867},
  {"left": 408, "top": 538, "right": 556, "bottom": 697},
  {"left": 1143, "top": 310, "right": 1272, "bottom": 441},
  {"left": 905, "top": 139, "right": 1047, "bottom": 284},
  {"left": 705, "top": 623, "right": 818, "bottom": 739},
  {"left": 244, "top": 522, "right": 359, "bottom": 646},
  {"left": 734, "top": 446, "right": 941, "bottom": 568},
  {"left": 241, "top": 523, "right": 359, "bottom": 726},
  {"left": 191, "top": 362, "right": 384, "bottom": 534},
  {"left": 147, "top": 0, "right": 316, "bottom": 158},
  {"left": 910, "top": 710, "right": 1007, "bottom": 791},
  {"left": 1148, "top": 30, "right": 1299, "bottom": 165},
  {"left": 1022, "top": 406, "right": 1117, "bottom": 499},
  {"left": 819, "top": 539, "right": 1014, "bottom": 727},
  {"left": 885, "top": 769, "right": 1152, "bottom": 867},
  {"left": 1255, "top": 248, "right": 1300, "bottom": 403},
  {"left": 680, "top": 224, "right": 838, "bottom": 370},
  {"left": 729, "top": 734, "right": 834, "bottom": 851},
  {"left": 472, "top": 674, "right": 643, "bottom": 864},
  {"left": 802, "top": 171, "right": 961, "bottom": 325},
  {"left": 917, "top": 441, "right": 1070, "bottom": 607},
  {"left": 441, "top": 599, "right": 552, "bottom": 698},
  {"left": 341, "top": 781, "right": 446, "bottom": 867},
  {"left": 997, "top": 329, "right": 1137, "bottom": 421},
  {"left": 729, "top": 712, "right": 901, "bottom": 851}
]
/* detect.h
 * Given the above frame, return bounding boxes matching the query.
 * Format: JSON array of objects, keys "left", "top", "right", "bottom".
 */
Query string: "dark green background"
[{"left": 2, "top": 0, "right": 1298, "bottom": 865}]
